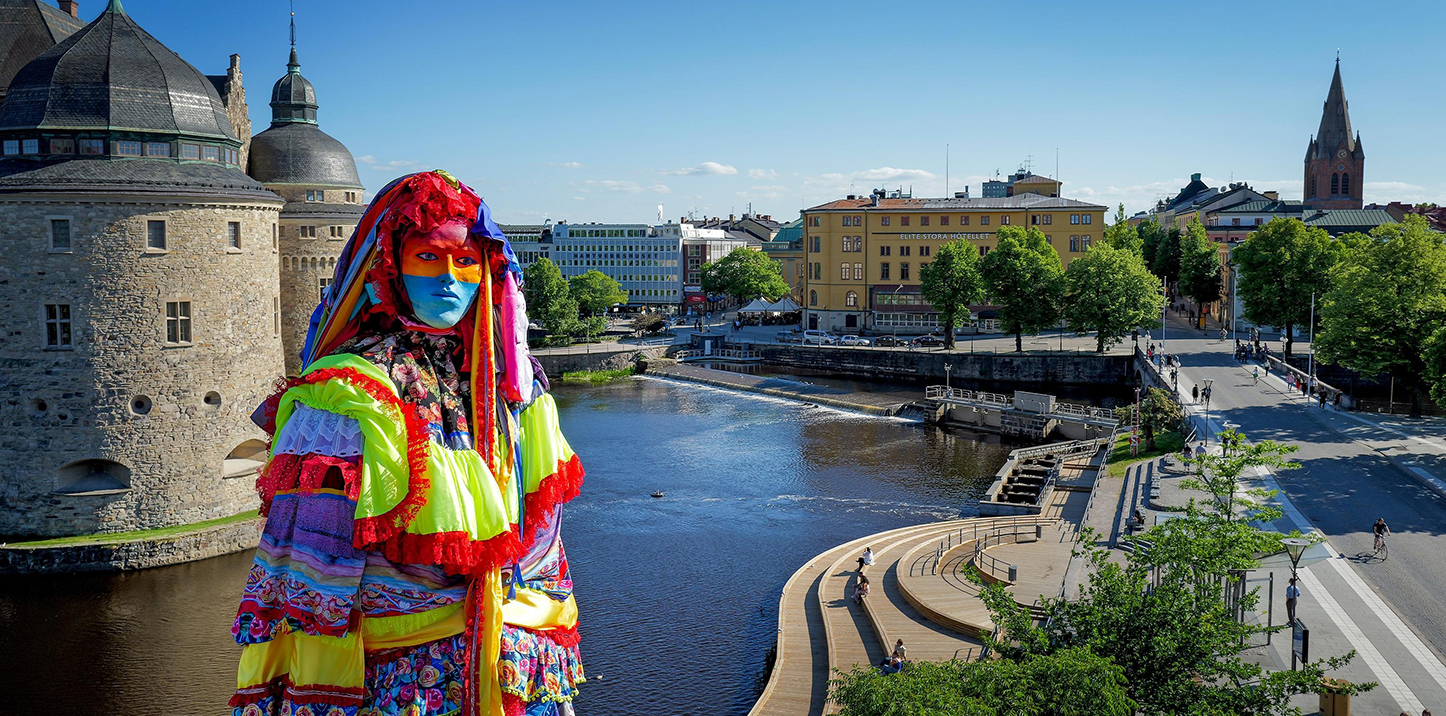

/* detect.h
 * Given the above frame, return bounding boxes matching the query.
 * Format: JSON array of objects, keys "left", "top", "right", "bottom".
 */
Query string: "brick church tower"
[{"left": 1303, "top": 59, "right": 1364, "bottom": 209}]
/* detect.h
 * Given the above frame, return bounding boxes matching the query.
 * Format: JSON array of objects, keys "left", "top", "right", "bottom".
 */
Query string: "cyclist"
[{"left": 1373, "top": 517, "right": 1391, "bottom": 552}]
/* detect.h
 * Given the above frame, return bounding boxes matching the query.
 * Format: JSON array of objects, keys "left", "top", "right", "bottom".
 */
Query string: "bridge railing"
[
  {"left": 924, "top": 385, "right": 1009, "bottom": 405},
  {"left": 675, "top": 348, "right": 760, "bottom": 361}
]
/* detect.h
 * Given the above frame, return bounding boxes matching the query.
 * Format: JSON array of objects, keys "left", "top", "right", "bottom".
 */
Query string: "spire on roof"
[
  {"left": 1312, "top": 59, "right": 1354, "bottom": 158},
  {"left": 106, "top": 0, "right": 124, "bottom": 14}
]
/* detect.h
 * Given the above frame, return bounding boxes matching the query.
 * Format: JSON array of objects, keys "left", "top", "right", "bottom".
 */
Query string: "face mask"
[{"left": 399, "top": 222, "right": 483, "bottom": 329}]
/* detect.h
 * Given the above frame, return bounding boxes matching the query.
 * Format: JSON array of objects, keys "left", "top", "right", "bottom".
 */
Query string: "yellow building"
[{"left": 801, "top": 191, "right": 1106, "bottom": 333}]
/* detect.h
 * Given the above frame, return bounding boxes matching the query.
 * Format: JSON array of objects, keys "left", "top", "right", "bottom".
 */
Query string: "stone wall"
[
  {"left": 0, "top": 193, "right": 284, "bottom": 538},
  {"left": 757, "top": 346, "right": 1135, "bottom": 386},
  {"left": 273, "top": 185, "right": 364, "bottom": 376},
  {"left": 0, "top": 516, "right": 262, "bottom": 573},
  {"left": 533, "top": 345, "right": 668, "bottom": 377}
]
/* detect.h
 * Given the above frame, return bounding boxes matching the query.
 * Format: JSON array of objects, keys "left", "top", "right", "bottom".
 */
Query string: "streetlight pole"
[
  {"left": 945, "top": 362, "right": 953, "bottom": 390},
  {"left": 1307, "top": 291, "right": 1316, "bottom": 395},
  {"left": 1282, "top": 538, "right": 1309, "bottom": 630}
]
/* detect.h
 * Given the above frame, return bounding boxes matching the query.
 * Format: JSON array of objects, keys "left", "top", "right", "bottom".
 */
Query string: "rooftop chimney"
[
  {"left": 1263, "top": 191, "right": 1279, "bottom": 201},
  {"left": 58, "top": 0, "right": 78, "bottom": 17}
]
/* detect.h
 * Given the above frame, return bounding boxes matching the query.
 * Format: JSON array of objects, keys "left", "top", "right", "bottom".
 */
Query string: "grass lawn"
[
  {"left": 4, "top": 509, "right": 260, "bottom": 548},
  {"left": 560, "top": 367, "right": 636, "bottom": 383},
  {"left": 1105, "top": 430, "right": 1186, "bottom": 479}
]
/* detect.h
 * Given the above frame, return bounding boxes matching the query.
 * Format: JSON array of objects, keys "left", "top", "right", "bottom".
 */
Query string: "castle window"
[
  {"left": 273, "top": 296, "right": 280, "bottom": 335},
  {"left": 164, "top": 300, "right": 192, "bottom": 345},
  {"left": 1331, "top": 173, "right": 1339, "bottom": 195},
  {"left": 226, "top": 148, "right": 238, "bottom": 164},
  {"left": 272, "top": 223, "right": 278, "bottom": 249},
  {"left": 44, "top": 303, "right": 72, "bottom": 348},
  {"left": 146, "top": 220, "right": 166, "bottom": 250},
  {"left": 146, "top": 142, "right": 170, "bottom": 157},
  {"left": 116, "top": 140, "right": 142, "bottom": 156},
  {"left": 78, "top": 138, "right": 103, "bottom": 155},
  {"left": 1342, "top": 173, "right": 1350, "bottom": 194},
  {"left": 54, "top": 459, "right": 131, "bottom": 494},
  {"left": 181, "top": 143, "right": 200, "bottom": 159},
  {"left": 22, "top": 138, "right": 38, "bottom": 154},
  {"left": 319, "top": 277, "right": 332, "bottom": 301},
  {"left": 3, "top": 140, "right": 17, "bottom": 155},
  {"left": 300, "top": 225, "right": 318, "bottom": 239},
  {"left": 227, "top": 221, "right": 242, "bottom": 249},
  {"left": 49, "top": 218, "right": 72, "bottom": 252},
  {"left": 202, "top": 146, "right": 219, "bottom": 161},
  {"left": 224, "top": 439, "right": 270, "bottom": 479},
  {"left": 49, "top": 138, "right": 74, "bottom": 154}
]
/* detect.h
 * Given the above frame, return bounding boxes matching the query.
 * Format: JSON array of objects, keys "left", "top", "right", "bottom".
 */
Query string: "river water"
[{"left": 0, "top": 377, "right": 1013, "bottom": 715}]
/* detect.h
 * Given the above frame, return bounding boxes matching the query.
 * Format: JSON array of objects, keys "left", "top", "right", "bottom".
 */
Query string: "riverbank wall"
[
  {"left": 755, "top": 346, "right": 1134, "bottom": 386},
  {"left": 645, "top": 363, "right": 908, "bottom": 417},
  {"left": 0, "top": 516, "right": 262, "bottom": 573},
  {"left": 532, "top": 344, "right": 669, "bottom": 376}
]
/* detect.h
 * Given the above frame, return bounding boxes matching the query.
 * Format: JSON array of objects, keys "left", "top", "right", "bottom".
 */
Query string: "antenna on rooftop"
[
  {"left": 945, "top": 143, "right": 950, "bottom": 198},
  {"left": 290, "top": 0, "right": 296, "bottom": 49}
]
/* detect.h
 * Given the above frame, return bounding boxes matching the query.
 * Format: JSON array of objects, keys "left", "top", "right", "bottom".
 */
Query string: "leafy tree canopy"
[
  {"left": 919, "top": 239, "right": 986, "bottom": 349},
  {"left": 523, "top": 259, "right": 582, "bottom": 337},
  {"left": 699, "top": 247, "right": 790, "bottom": 305},
  {"left": 1178, "top": 218, "right": 1223, "bottom": 310},
  {"left": 1232, "top": 218, "right": 1339, "bottom": 356},
  {"left": 1062, "top": 243, "right": 1164, "bottom": 352},
  {"left": 1137, "top": 218, "right": 1167, "bottom": 272},
  {"left": 1104, "top": 204, "right": 1143, "bottom": 257},
  {"left": 1151, "top": 224, "right": 1183, "bottom": 284},
  {"left": 568, "top": 270, "right": 629, "bottom": 317},
  {"left": 981, "top": 225, "right": 1063, "bottom": 352}
]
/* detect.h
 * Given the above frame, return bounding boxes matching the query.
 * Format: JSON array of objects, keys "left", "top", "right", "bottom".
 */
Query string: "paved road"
[{"left": 1150, "top": 315, "right": 1446, "bottom": 668}]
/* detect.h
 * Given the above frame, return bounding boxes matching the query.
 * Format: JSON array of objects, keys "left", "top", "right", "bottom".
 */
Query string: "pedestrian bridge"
[
  {"left": 924, "top": 386, "right": 1118, "bottom": 441},
  {"left": 674, "top": 348, "right": 761, "bottom": 363}
]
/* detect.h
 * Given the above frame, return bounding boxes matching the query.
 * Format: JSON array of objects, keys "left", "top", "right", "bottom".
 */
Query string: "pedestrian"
[
  {"left": 892, "top": 639, "right": 907, "bottom": 661},
  {"left": 853, "top": 574, "right": 870, "bottom": 605},
  {"left": 1194, "top": 441, "right": 1206, "bottom": 461},
  {"left": 857, "top": 547, "right": 874, "bottom": 572},
  {"left": 1286, "top": 577, "right": 1300, "bottom": 624},
  {"left": 1318, "top": 391, "right": 1327, "bottom": 410},
  {"left": 1193, "top": 384, "right": 1200, "bottom": 402}
]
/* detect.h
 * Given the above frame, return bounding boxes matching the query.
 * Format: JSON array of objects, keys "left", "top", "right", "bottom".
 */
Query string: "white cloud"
[
  {"left": 550, "top": 161, "right": 583, "bottom": 168},
  {"left": 573, "top": 196, "right": 586, "bottom": 201},
  {"left": 853, "top": 167, "right": 937, "bottom": 182},
  {"left": 1364, "top": 181, "right": 1437, "bottom": 204},
  {"left": 582, "top": 179, "right": 671, "bottom": 195},
  {"left": 357, "top": 155, "right": 422, "bottom": 172},
  {"left": 748, "top": 168, "right": 778, "bottom": 179},
  {"left": 661, "top": 161, "right": 738, "bottom": 176},
  {"left": 736, "top": 184, "right": 789, "bottom": 200}
]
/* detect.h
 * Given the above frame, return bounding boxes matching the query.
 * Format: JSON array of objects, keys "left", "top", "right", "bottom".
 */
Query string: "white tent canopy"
[
  {"left": 739, "top": 298, "right": 773, "bottom": 313},
  {"left": 767, "top": 296, "right": 801, "bottom": 312}
]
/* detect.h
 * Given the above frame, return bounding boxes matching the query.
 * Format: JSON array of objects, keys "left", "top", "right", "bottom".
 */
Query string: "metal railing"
[
  {"left": 1052, "top": 401, "right": 1115, "bottom": 421},
  {"left": 919, "top": 518, "right": 1050, "bottom": 576},
  {"left": 924, "top": 385, "right": 1010, "bottom": 405},
  {"left": 1078, "top": 428, "right": 1123, "bottom": 534},
  {"left": 674, "top": 348, "right": 760, "bottom": 361}
]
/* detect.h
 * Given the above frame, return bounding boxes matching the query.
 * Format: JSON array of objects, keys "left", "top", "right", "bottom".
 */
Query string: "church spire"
[{"left": 1313, "top": 58, "right": 1354, "bottom": 158}]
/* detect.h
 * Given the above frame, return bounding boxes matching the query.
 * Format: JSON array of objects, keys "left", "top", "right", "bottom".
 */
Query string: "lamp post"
[
  {"left": 1282, "top": 537, "right": 1310, "bottom": 632},
  {"left": 1202, "top": 378, "right": 1214, "bottom": 446},
  {"left": 944, "top": 362, "right": 953, "bottom": 390}
]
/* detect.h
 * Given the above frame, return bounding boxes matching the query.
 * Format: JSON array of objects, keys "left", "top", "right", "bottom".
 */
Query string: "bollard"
[
  {"left": 1008, "top": 564, "right": 1018, "bottom": 582},
  {"left": 1036, "top": 524, "right": 1044, "bottom": 540}
]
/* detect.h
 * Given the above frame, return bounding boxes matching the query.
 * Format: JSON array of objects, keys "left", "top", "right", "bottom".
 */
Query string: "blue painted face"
[{"left": 399, "top": 222, "right": 483, "bottom": 329}]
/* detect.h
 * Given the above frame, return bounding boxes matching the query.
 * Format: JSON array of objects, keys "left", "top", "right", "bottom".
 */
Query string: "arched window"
[
  {"left": 1341, "top": 173, "right": 1350, "bottom": 195},
  {"left": 54, "top": 458, "right": 131, "bottom": 494},
  {"left": 809, "top": 290, "right": 818, "bottom": 306},
  {"left": 1310, "top": 177, "right": 1317, "bottom": 198},
  {"left": 1330, "top": 173, "right": 1339, "bottom": 195},
  {"left": 845, "top": 291, "right": 858, "bottom": 308},
  {"left": 224, "top": 439, "right": 271, "bottom": 479}
]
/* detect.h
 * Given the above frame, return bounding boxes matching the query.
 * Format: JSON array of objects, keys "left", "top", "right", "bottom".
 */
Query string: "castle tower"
[
  {"left": 247, "top": 30, "right": 365, "bottom": 376},
  {"left": 1303, "top": 59, "right": 1364, "bottom": 210},
  {"left": 0, "top": 0, "right": 285, "bottom": 539}
]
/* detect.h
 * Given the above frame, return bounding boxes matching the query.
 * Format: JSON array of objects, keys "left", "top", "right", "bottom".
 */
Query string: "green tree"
[
  {"left": 1061, "top": 243, "right": 1164, "bottom": 353},
  {"left": 522, "top": 258, "right": 582, "bottom": 337},
  {"left": 981, "top": 226, "right": 1063, "bottom": 352},
  {"left": 1103, "top": 204, "right": 1142, "bottom": 257},
  {"left": 1178, "top": 218, "right": 1223, "bottom": 327},
  {"left": 1114, "top": 387, "right": 1183, "bottom": 451},
  {"left": 698, "top": 247, "right": 790, "bottom": 305},
  {"left": 568, "top": 270, "right": 628, "bottom": 317},
  {"left": 1315, "top": 216, "right": 1446, "bottom": 416},
  {"left": 1151, "top": 224, "right": 1183, "bottom": 284},
  {"left": 1232, "top": 218, "right": 1339, "bottom": 357},
  {"left": 975, "top": 431, "right": 1371, "bottom": 716},
  {"left": 1137, "top": 218, "right": 1167, "bottom": 272},
  {"left": 830, "top": 647, "right": 1134, "bottom": 716},
  {"left": 1426, "top": 325, "right": 1446, "bottom": 408},
  {"left": 919, "top": 238, "right": 986, "bottom": 349}
]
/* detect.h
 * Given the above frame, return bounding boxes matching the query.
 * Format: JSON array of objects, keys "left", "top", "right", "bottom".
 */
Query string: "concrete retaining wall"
[
  {"left": 0, "top": 516, "right": 262, "bottom": 573},
  {"left": 532, "top": 345, "right": 668, "bottom": 376},
  {"left": 757, "top": 346, "right": 1134, "bottom": 386}
]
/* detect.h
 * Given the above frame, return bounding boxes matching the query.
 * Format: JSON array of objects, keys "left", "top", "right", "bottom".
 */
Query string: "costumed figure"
[{"left": 230, "top": 171, "right": 585, "bottom": 716}]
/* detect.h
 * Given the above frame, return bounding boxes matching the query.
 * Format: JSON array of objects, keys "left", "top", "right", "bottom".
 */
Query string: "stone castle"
[{"left": 0, "top": 0, "right": 364, "bottom": 541}]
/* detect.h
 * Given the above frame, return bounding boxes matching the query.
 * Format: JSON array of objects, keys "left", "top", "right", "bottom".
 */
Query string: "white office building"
[{"left": 551, "top": 222, "right": 683, "bottom": 308}]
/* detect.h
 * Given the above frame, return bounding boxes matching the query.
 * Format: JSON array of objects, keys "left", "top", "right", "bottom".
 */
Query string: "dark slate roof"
[
  {"left": 269, "top": 48, "right": 317, "bottom": 124},
  {"left": 1217, "top": 200, "right": 1305, "bottom": 214},
  {"left": 0, "top": 1, "right": 83, "bottom": 92},
  {"left": 248, "top": 121, "right": 362, "bottom": 187},
  {"left": 0, "top": 156, "right": 280, "bottom": 199},
  {"left": 0, "top": 3, "right": 236, "bottom": 139},
  {"left": 280, "top": 200, "right": 364, "bottom": 221},
  {"left": 1311, "top": 60, "right": 1357, "bottom": 159},
  {"left": 1303, "top": 209, "right": 1393, "bottom": 230}
]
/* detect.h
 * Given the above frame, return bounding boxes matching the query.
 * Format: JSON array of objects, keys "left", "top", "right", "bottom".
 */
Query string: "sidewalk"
[{"left": 1168, "top": 332, "right": 1446, "bottom": 714}]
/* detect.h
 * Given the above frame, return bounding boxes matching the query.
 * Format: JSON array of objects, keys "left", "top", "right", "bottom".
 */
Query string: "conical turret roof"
[{"left": 1311, "top": 60, "right": 1356, "bottom": 159}]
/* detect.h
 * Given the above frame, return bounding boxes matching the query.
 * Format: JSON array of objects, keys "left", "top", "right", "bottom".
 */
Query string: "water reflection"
[{"left": 0, "top": 378, "right": 1012, "bottom": 715}]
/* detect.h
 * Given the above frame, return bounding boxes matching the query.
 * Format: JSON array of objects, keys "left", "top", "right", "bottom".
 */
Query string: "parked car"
[
  {"left": 873, "top": 335, "right": 907, "bottom": 347},
  {"left": 838, "top": 335, "right": 872, "bottom": 347},
  {"left": 775, "top": 331, "right": 803, "bottom": 344},
  {"left": 912, "top": 333, "right": 946, "bottom": 347},
  {"left": 802, "top": 330, "right": 840, "bottom": 345}
]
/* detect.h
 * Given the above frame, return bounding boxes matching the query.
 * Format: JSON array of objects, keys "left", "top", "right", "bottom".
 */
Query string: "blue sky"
[{"left": 115, "top": 0, "right": 1445, "bottom": 223}]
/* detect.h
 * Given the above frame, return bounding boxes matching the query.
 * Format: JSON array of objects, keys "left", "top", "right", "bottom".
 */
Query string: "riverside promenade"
[
  {"left": 748, "top": 444, "right": 1108, "bottom": 716},
  {"left": 1148, "top": 312, "right": 1446, "bottom": 714}
]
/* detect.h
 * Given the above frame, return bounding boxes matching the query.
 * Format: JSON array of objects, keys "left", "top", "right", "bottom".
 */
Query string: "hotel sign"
[{"left": 896, "top": 232, "right": 993, "bottom": 241}]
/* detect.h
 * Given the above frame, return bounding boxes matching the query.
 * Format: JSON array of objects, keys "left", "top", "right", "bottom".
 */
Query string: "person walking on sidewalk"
[
  {"left": 1286, "top": 577, "right": 1300, "bottom": 625},
  {"left": 1253, "top": 367, "right": 1260, "bottom": 385}
]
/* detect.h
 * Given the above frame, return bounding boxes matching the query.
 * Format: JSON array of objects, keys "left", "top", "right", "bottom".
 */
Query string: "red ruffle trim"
[
  {"left": 522, "top": 454, "right": 585, "bottom": 546},
  {"left": 502, "top": 693, "right": 526, "bottom": 716},
  {"left": 375, "top": 528, "right": 523, "bottom": 578},
  {"left": 256, "top": 453, "right": 303, "bottom": 516},
  {"left": 228, "top": 677, "right": 365, "bottom": 707},
  {"left": 256, "top": 454, "right": 361, "bottom": 516},
  {"left": 530, "top": 623, "right": 580, "bottom": 648}
]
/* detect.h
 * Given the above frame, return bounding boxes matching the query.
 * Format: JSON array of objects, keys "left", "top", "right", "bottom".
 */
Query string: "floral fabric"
[
  {"left": 335, "top": 329, "right": 474, "bottom": 451},
  {"left": 362, "top": 634, "right": 468, "bottom": 716},
  {"left": 498, "top": 626, "right": 584, "bottom": 706}
]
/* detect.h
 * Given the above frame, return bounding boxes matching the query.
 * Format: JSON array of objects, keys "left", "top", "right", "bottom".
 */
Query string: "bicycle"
[{"left": 1374, "top": 533, "right": 1388, "bottom": 560}]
